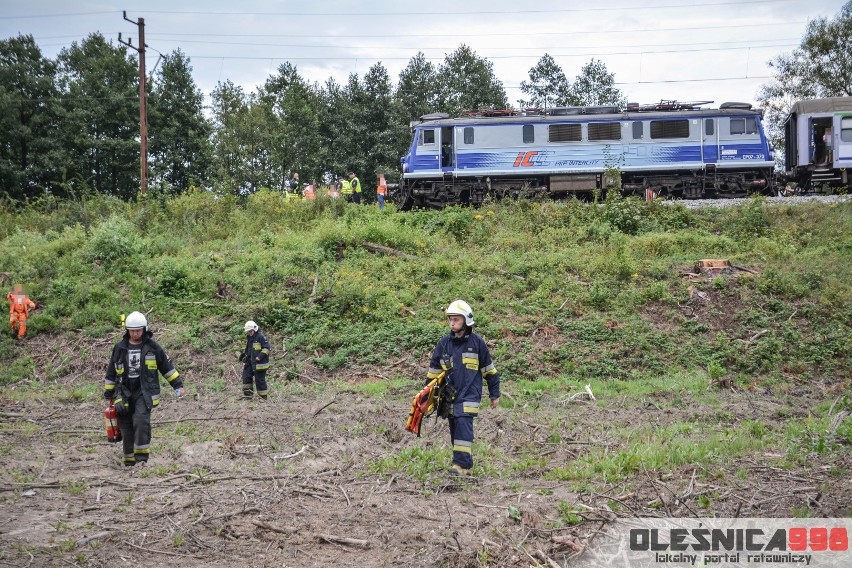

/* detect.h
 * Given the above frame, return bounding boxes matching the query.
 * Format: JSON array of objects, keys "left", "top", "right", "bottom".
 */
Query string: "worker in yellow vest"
[
  {"left": 339, "top": 175, "right": 353, "bottom": 201},
  {"left": 348, "top": 172, "right": 362, "bottom": 204}
]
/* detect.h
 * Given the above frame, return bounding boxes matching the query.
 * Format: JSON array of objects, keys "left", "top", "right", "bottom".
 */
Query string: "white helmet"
[
  {"left": 445, "top": 300, "right": 474, "bottom": 326},
  {"left": 125, "top": 311, "right": 147, "bottom": 330},
  {"left": 244, "top": 320, "right": 259, "bottom": 333}
]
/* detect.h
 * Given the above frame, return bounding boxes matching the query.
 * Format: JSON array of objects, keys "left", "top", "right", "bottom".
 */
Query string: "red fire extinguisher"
[{"left": 104, "top": 402, "right": 122, "bottom": 443}]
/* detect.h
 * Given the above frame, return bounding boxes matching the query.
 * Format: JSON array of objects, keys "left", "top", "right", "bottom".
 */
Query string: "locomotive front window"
[
  {"left": 632, "top": 121, "right": 643, "bottom": 140},
  {"left": 730, "top": 117, "right": 758, "bottom": 135},
  {"left": 841, "top": 117, "right": 852, "bottom": 142},
  {"left": 523, "top": 125, "right": 535, "bottom": 144},
  {"left": 548, "top": 123, "right": 581, "bottom": 142},
  {"left": 420, "top": 129, "right": 436, "bottom": 145},
  {"left": 588, "top": 122, "right": 621, "bottom": 141},
  {"left": 464, "top": 127, "right": 474, "bottom": 144},
  {"left": 650, "top": 120, "right": 690, "bottom": 139}
]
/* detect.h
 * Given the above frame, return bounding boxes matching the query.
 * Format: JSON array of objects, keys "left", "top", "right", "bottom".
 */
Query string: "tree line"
[
  {"left": 0, "top": 34, "right": 623, "bottom": 202},
  {"left": 2, "top": 1, "right": 848, "bottom": 202}
]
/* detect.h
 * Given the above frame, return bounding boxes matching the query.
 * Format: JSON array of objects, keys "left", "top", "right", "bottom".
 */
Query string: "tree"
[
  {"left": 566, "top": 58, "right": 627, "bottom": 108},
  {"left": 518, "top": 54, "right": 571, "bottom": 109},
  {"left": 757, "top": 1, "right": 852, "bottom": 159},
  {"left": 0, "top": 34, "right": 60, "bottom": 201},
  {"left": 394, "top": 52, "right": 438, "bottom": 121},
  {"left": 435, "top": 45, "right": 507, "bottom": 115},
  {"left": 389, "top": 53, "right": 439, "bottom": 179},
  {"left": 316, "top": 77, "right": 354, "bottom": 183},
  {"left": 148, "top": 49, "right": 212, "bottom": 195},
  {"left": 341, "top": 73, "right": 369, "bottom": 180},
  {"left": 360, "top": 62, "right": 397, "bottom": 186},
  {"left": 259, "top": 62, "right": 322, "bottom": 189},
  {"left": 56, "top": 33, "right": 139, "bottom": 199},
  {"left": 210, "top": 81, "right": 274, "bottom": 194}
]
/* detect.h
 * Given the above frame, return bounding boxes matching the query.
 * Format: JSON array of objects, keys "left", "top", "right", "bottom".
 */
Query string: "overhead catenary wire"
[
  {"left": 97, "top": 0, "right": 790, "bottom": 16},
  {"left": 142, "top": 21, "right": 809, "bottom": 38},
  {"left": 2, "top": 0, "right": 810, "bottom": 98},
  {"left": 145, "top": 38, "right": 797, "bottom": 51},
  {"left": 0, "top": 0, "right": 792, "bottom": 20},
  {"left": 25, "top": 20, "right": 808, "bottom": 44}
]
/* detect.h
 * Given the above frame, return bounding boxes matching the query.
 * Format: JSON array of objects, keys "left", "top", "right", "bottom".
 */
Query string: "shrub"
[
  {"left": 730, "top": 197, "right": 770, "bottom": 240},
  {"left": 602, "top": 194, "right": 646, "bottom": 235},
  {"left": 87, "top": 215, "right": 140, "bottom": 263},
  {"left": 157, "top": 258, "right": 199, "bottom": 298}
]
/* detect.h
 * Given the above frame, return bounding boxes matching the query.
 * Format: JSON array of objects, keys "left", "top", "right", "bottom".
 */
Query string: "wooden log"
[
  {"left": 362, "top": 242, "right": 418, "bottom": 260},
  {"left": 318, "top": 533, "right": 371, "bottom": 548}
]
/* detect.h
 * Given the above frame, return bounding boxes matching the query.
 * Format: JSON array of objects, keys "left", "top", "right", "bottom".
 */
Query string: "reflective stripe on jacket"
[
  {"left": 350, "top": 176, "right": 361, "bottom": 193},
  {"left": 244, "top": 330, "right": 271, "bottom": 371},
  {"left": 428, "top": 332, "right": 500, "bottom": 416},
  {"left": 104, "top": 332, "right": 182, "bottom": 408}
]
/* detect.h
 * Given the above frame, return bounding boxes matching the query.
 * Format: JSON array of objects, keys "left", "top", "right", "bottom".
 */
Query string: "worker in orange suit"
[{"left": 7, "top": 284, "right": 36, "bottom": 339}]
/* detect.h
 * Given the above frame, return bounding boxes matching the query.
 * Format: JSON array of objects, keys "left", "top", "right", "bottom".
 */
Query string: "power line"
[
  {"left": 0, "top": 1, "right": 782, "bottom": 21},
  {"left": 1, "top": 0, "right": 787, "bottom": 21},
  {"left": 502, "top": 76, "right": 775, "bottom": 89},
  {"left": 0, "top": 11, "right": 117, "bottom": 20},
  {"left": 1, "top": 96, "right": 139, "bottom": 103},
  {"left": 144, "top": 21, "right": 806, "bottom": 39},
  {"left": 133, "top": 0, "right": 788, "bottom": 16},
  {"left": 150, "top": 38, "right": 796, "bottom": 51},
  {"left": 22, "top": 20, "right": 808, "bottom": 47},
  {"left": 2, "top": 74, "right": 775, "bottom": 102},
  {"left": 182, "top": 43, "right": 796, "bottom": 61}
]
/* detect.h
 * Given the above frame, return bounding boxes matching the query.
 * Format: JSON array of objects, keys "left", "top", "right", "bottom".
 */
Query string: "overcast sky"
[{"left": 0, "top": 0, "right": 845, "bottom": 110}]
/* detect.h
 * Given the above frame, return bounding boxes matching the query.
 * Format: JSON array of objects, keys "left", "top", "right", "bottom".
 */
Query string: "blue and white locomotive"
[{"left": 398, "top": 101, "right": 775, "bottom": 208}]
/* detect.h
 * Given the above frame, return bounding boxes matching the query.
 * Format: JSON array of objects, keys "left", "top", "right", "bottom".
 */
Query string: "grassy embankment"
[{"left": 1, "top": 192, "right": 850, "bottom": 491}]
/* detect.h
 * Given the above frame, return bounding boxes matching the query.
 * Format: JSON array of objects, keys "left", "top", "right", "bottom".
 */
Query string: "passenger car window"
[{"left": 841, "top": 117, "right": 852, "bottom": 142}]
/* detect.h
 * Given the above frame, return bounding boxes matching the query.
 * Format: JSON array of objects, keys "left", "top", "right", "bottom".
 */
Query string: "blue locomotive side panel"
[
  {"left": 403, "top": 113, "right": 771, "bottom": 177},
  {"left": 399, "top": 104, "right": 777, "bottom": 206}
]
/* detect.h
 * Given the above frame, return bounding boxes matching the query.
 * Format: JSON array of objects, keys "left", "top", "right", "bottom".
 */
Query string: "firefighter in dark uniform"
[
  {"left": 241, "top": 320, "right": 270, "bottom": 399},
  {"left": 427, "top": 300, "right": 500, "bottom": 476},
  {"left": 104, "top": 311, "right": 184, "bottom": 467}
]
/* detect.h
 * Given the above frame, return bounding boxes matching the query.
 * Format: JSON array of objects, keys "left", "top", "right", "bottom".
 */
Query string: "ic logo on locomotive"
[{"left": 512, "top": 151, "right": 551, "bottom": 167}]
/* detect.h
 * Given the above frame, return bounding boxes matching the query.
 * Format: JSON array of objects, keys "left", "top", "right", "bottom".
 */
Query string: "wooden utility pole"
[{"left": 119, "top": 12, "right": 148, "bottom": 197}]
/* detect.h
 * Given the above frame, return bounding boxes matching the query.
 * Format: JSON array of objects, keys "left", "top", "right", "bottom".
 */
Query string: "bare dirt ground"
[{"left": 1, "top": 357, "right": 850, "bottom": 568}]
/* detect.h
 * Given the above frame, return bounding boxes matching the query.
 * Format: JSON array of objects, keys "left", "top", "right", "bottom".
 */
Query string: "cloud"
[{"left": 1, "top": 0, "right": 845, "bottom": 108}]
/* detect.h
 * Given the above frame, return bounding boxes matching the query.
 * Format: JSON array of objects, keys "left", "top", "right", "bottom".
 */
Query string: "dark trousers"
[
  {"left": 351, "top": 192, "right": 361, "bottom": 204},
  {"left": 242, "top": 366, "right": 268, "bottom": 397},
  {"left": 117, "top": 389, "right": 152, "bottom": 465},
  {"left": 448, "top": 414, "right": 474, "bottom": 470}
]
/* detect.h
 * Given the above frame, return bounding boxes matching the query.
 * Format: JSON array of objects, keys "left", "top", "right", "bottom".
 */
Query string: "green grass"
[
  {"left": 1, "top": 193, "right": 850, "bottom": 492},
  {"left": 349, "top": 376, "right": 411, "bottom": 396},
  {"left": 63, "top": 480, "right": 88, "bottom": 496},
  {"left": 545, "top": 422, "right": 774, "bottom": 484},
  {"left": 368, "top": 446, "right": 452, "bottom": 481}
]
